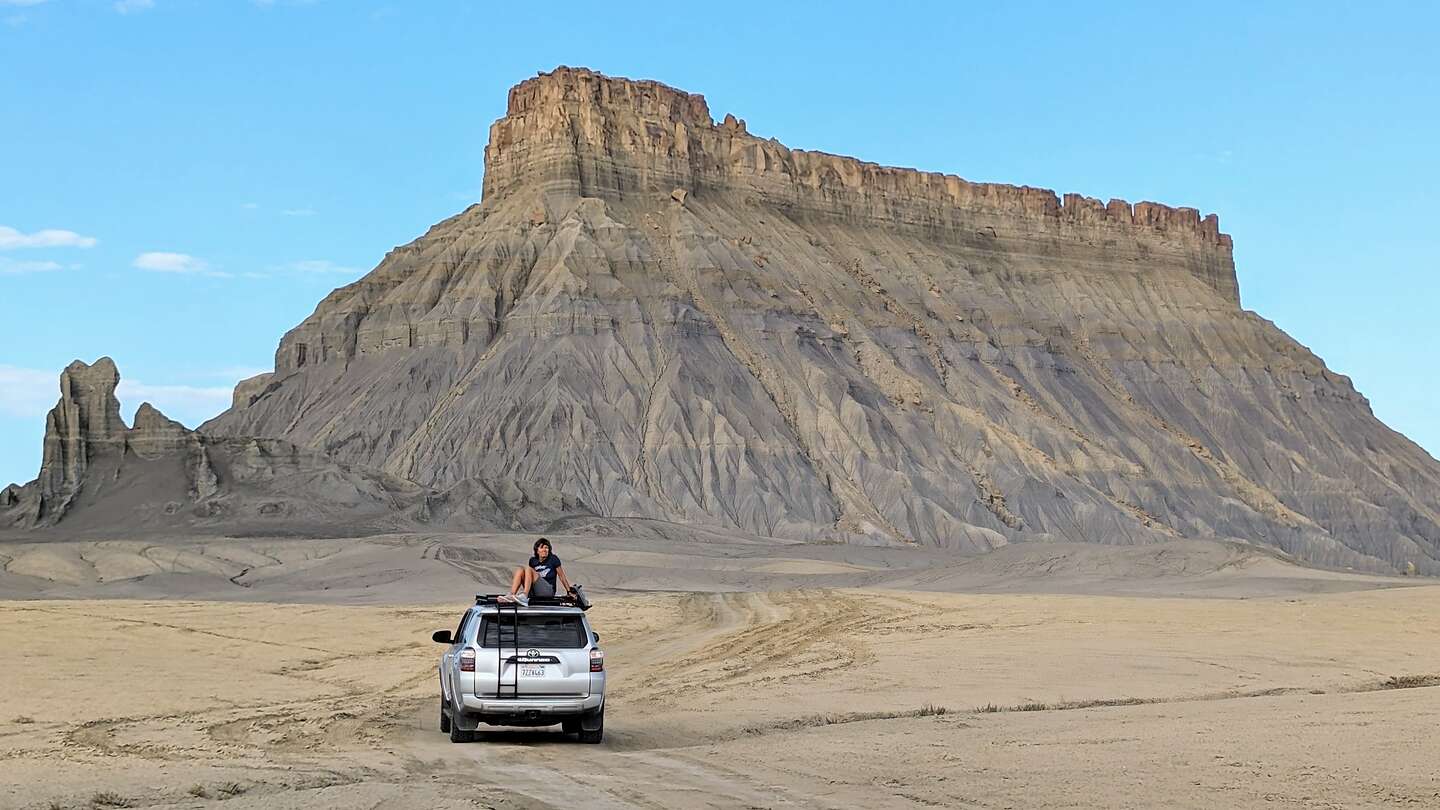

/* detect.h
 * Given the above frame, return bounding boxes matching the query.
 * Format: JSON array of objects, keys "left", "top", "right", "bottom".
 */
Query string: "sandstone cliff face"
[
  {"left": 202, "top": 67, "right": 1440, "bottom": 573},
  {"left": 484, "top": 68, "right": 1238, "bottom": 304},
  {"left": 1, "top": 359, "right": 589, "bottom": 535}
]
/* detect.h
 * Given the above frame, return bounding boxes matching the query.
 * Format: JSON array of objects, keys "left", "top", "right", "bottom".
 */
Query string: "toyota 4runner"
[{"left": 432, "top": 594, "right": 605, "bottom": 743}]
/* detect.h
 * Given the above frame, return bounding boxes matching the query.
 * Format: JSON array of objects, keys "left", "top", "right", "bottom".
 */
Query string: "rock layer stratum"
[{"left": 26, "top": 67, "right": 1438, "bottom": 572}]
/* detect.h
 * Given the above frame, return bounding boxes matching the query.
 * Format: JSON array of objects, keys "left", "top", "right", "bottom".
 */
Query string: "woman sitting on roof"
[{"left": 499, "top": 537, "right": 573, "bottom": 606}]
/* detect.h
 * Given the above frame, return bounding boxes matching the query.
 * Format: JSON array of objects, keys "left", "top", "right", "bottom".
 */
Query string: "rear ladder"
[{"left": 473, "top": 593, "right": 586, "bottom": 700}]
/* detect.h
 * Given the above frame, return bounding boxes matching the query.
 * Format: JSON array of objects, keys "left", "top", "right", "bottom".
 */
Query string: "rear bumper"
[{"left": 461, "top": 693, "right": 603, "bottom": 716}]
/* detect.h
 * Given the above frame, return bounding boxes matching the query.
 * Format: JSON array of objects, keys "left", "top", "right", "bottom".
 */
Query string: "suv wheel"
[
  {"left": 439, "top": 700, "right": 452, "bottom": 734},
  {"left": 449, "top": 722, "right": 473, "bottom": 744},
  {"left": 577, "top": 708, "right": 603, "bottom": 744}
]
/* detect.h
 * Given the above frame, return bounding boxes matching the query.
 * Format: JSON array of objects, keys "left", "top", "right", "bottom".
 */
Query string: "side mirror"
[
  {"left": 432, "top": 630, "right": 453, "bottom": 644},
  {"left": 592, "top": 632, "right": 600, "bottom": 643}
]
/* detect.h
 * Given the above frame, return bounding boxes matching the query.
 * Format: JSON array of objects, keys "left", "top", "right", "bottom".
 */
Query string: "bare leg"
[
  {"left": 522, "top": 567, "right": 537, "bottom": 594},
  {"left": 508, "top": 566, "right": 526, "bottom": 594}
]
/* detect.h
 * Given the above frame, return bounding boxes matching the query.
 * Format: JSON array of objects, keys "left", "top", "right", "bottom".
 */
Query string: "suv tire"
[
  {"left": 578, "top": 708, "right": 603, "bottom": 744},
  {"left": 439, "top": 701, "right": 452, "bottom": 734},
  {"left": 449, "top": 720, "right": 472, "bottom": 744}
]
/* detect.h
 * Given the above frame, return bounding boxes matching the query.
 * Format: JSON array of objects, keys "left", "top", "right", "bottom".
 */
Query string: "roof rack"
[{"left": 474, "top": 593, "right": 583, "bottom": 608}]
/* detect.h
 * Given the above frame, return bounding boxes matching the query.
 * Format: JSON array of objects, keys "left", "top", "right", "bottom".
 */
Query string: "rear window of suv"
[{"left": 479, "top": 613, "right": 587, "bottom": 649}]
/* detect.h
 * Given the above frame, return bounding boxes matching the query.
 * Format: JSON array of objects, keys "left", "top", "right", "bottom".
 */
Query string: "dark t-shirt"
[{"left": 529, "top": 554, "right": 562, "bottom": 587}]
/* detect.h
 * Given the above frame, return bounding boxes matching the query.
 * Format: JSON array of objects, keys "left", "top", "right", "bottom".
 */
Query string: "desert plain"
[{"left": 2, "top": 531, "right": 1438, "bottom": 809}]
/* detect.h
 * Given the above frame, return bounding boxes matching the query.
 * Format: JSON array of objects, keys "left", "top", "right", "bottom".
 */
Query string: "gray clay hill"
[{"left": 5, "top": 67, "right": 1438, "bottom": 575}]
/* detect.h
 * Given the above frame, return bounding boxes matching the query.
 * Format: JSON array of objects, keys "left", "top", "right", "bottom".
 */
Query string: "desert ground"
[{"left": 2, "top": 532, "right": 1438, "bottom": 809}]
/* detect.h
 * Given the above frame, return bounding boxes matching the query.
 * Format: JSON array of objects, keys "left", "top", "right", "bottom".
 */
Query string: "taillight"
[
  {"left": 589, "top": 649, "right": 604, "bottom": 672},
  {"left": 460, "top": 649, "right": 476, "bottom": 672}
]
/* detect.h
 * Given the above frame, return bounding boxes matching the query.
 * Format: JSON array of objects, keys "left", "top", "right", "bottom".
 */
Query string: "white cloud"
[
  {"left": 0, "top": 0, "right": 43, "bottom": 27},
  {"left": 117, "top": 380, "right": 231, "bottom": 424},
  {"left": 0, "top": 225, "right": 98, "bottom": 250},
  {"left": 133, "top": 251, "right": 198, "bottom": 272},
  {"left": 133, "top": 251, "right": 228, "bottom": 277},
  {"left": 113, "top": 0, "right": 153, "bottom": 12},
  {"left": 240, "top": 203, "right": 318, "bottom": 216},
  {"left": 209, "top": 366, "right": 271, "bottom": 381},
  {"left": 246, "top": 259, "right": 361, "bottom": 279},
  {"left": 277, "top": 259, "right": 358, "bottom": 275},
  {"left": 0, "top": 364, "right": 233, "bottom": 428},
  {"left": 0, "top": 366, "right": 59, "bottom": 419},
  {"left": 0, "top": 257, "right": 63, "bottom": 275}
]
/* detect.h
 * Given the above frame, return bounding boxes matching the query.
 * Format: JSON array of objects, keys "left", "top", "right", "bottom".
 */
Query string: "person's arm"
[{"left": 556, "top": 564, "right": 574, "bottom": 593}]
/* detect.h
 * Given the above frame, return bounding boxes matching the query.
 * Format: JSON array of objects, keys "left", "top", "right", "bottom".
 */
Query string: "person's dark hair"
[{"left": 533, "top": 537, "right": 552, "bottom": 555}]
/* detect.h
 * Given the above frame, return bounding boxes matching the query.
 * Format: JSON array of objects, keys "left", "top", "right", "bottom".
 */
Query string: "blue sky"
[{"left": 2, "top": 0, "right": 1436, "bottom": 487}]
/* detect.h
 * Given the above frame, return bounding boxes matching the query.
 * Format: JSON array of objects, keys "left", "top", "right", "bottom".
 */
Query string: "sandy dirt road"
[{"left": 3, "top": 585, "right": 1439, "bottom": 809}]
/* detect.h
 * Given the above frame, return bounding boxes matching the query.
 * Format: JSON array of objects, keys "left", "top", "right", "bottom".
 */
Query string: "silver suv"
[{"left": 432, "top": 595, "right": 606, "bottom": 743}]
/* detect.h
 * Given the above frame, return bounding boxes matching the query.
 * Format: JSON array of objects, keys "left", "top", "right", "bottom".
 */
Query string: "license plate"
[{"left": 520, "top": 665, "right": 546, "bottom": 678}]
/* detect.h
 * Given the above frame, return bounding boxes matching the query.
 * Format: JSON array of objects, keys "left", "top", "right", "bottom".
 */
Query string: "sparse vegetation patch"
[
  {"left": 1381, "top": 674, "right": 1440, "bottom": 690},
  {"left": 741, "top": 704, "right": 950, "bottom": 736}
]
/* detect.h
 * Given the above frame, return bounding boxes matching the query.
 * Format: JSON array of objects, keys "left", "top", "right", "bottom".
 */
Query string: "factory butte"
[{"left": 5, "top": 67, "right": 1437, "bottom": 576}]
